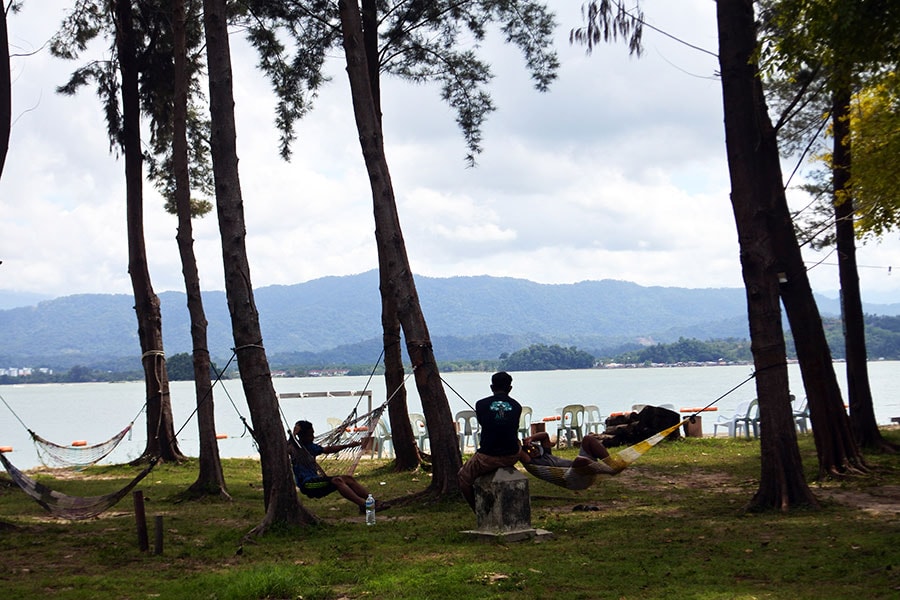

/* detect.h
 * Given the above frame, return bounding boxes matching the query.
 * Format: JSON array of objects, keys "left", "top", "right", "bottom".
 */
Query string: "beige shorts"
[{"left": 458, "top": 451, "right": 520, "bottom": 488}]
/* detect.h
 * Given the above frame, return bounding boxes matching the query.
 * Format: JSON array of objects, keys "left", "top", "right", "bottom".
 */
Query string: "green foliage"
[
  {"left": 166, "top": 352, "right": 194, "bottom": 380},
  {"left": 571, "top": 0, "right": 645, "bottom": 56},
  {"left": 147, "top": 352, "right": 223, "bottom": 381},
  {"left": 610, "top": 336, "right": 753, "bottom": 365},
  {"left": 759, "top": 0, "right": 900, "bottom": 247},
  {"left": 49, "top": 0, "right": 214, "bottom": 214},
  {"left": 500, "top": 343, "right": 594, "bottom": 371},
  {"left": 849, "top": 73, "right": 900, "bottom": 240},
  {"left": 238, "top": 0, "right": 559, "bottom": 164}
]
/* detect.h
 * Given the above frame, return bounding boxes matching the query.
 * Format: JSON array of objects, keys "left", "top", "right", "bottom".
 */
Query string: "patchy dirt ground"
[
  {"left": 537, "top": 466, "right": 900, "bottom": 517},
  {"left": 815, "top": 485, "right": 900, "bottom": 516}
]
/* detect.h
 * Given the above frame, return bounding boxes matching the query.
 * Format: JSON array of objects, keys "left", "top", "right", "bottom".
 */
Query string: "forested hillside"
[{"left": 1, "top": 271, "right": 899, "bottom": 374}]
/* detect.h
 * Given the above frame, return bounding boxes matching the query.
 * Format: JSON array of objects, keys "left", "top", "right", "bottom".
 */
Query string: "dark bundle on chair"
[{"left": 599, "top": 405, "right": 681, "bottom": 447}]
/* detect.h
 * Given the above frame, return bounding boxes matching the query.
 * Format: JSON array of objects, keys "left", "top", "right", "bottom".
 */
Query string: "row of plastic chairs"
[
  {"left": 329, "top": 395, "right": 813, "bottom": 456},
  {"left": 325, "top": 401, "right": 622, "bottom": 458},
  {"left": 712, "top": 395, "right": 810, "bottom": 437}
]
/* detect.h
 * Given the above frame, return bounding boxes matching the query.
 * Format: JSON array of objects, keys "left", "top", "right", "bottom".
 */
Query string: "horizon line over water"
[{"left": 1, "top": 362, "right": 899, "bottom": 471}]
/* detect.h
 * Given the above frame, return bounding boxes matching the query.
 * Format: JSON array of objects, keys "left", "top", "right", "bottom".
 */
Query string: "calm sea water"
[{"left": 2, "top": 362, "right": 899, "bottom": 471}]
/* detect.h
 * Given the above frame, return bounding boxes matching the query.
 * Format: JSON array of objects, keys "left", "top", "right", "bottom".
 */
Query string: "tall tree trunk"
[
  {"left": 717, "top": 0, "right": 818, "bottom": 510},
  {"left": 751, "top": 51, "right": 866, "bottom": 479},
  {"left": 202, "top": 0, "right": 316, "bottom": 532},
  {"left": 361, "top": 0, "right": 420, "bottom": 471},
  {"left": 380, "top": 270, "right": 420, "bottom": 470},
  {"left": 0, "top": 4, "right": 9, "bottom": 179},
  {"left": 831, "top": 73, "right": 895, "bottom": 453},
  {"left": 339, "top": 0, "right": 462, "bottom": 495},
  {"left": 172, "top": 0, "right": 230, "bottom": 498},
  {"left": 114, "top": 0, "right": 183, "bottom": 463}
]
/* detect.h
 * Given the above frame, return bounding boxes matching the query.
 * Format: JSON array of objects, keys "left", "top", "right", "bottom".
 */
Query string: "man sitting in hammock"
[
  {"left": 521, "top": 430, "right": 617, "bottom": 490},
  {"left": 289, "top": 420, "right": 390, "bottom": 513}
]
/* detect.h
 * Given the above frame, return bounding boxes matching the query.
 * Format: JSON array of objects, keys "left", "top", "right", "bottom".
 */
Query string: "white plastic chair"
[
  {"left": 558, "top": 404, "right": 585, "bottom": 446},
  {"left": 736, "top": 399, "right": 759, "bottom": 438},
  {"left": 792, "top": 396, "right": 810, "bottom": 434},
  {"left": 374, "top": 419, "right": 393, "bottom": 459},
  {"left": 583, "top": 405, "right": 604, "bottom": 434},
  {"left": 326, "top": 417, "right": 349, "bottom": 442},
  {"left": 518, "top": 406, "right": 533, "bottom": 440},
  {"left": 455, "top": 410, "right": 480, "bottom": 455},
  {"left": 408, "top": 412, "right": 429, "bottom": 451},
  {"left": 712, "top": 401, "right": 750, "bottom": 437}
]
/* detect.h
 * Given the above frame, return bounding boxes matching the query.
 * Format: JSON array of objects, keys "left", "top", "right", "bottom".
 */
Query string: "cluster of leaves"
[
  {"left": 237, "top": 0, "right": 559, "bottom": 165},
  {"left": 50, "top": 0, "right": 215, "bottom": 217},
  {"left": 759, "top": 0, "right": 900, "bottom": 245},
  {"left": 165, "top": 352, "right": 223, "bottom": 381},
  {"left": 499, "top": 343, "right": 595, "bottom": 371},
  {"left": 803, "top": 313, "right": 900, "bottom": 360},
  {"left": 609, "top": 337, "right": 753, "bottom": 366},
  {"left": 0, "top": 365, "right": 144, "bottom": 385}
]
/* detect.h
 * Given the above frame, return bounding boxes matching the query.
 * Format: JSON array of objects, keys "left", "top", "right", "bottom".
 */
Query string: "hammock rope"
[
  {"left": 0, "top": 452, "right": 158, "bottom": 520},
  {"left": 31, "top": 425, "right": 133, "bottom": 470},
  {"left": 0, "top": 390, "right": 146, "bottom": 469},
  {"left": 284, "top": 368, "right": 414, "bottom": 478},
  {"left": 523, "top": 419, "right": 686, "bottom": 489},
  {"left": 0, "top": 346, "right": 247, "bottom": 520}
]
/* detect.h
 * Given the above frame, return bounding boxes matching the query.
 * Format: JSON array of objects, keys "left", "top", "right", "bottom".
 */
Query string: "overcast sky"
[{"left": 2, "top": 1, "right": 898, "bottom": 304}]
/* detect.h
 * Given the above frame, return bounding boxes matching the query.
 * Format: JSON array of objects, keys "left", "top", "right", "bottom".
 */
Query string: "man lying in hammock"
[
  {"left": 521, "top": 431, "right": 618, "bottom": 490},
  {"left": 289, "top": 420, "right": 390, "bottom": 514}
]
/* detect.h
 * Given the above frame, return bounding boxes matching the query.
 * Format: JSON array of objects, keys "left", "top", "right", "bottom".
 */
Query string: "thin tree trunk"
[
  {"left": 203, "top": 0, "right": 316, "bottom": 532},
  {"left": 0, "top": 4, "right": 9, "bottom": 178},
  {"left": 751, "top": 53, "right": 866, "bottom": 480},
  {"left": 114, "top": 0, "right": 183, "bottom": 463},
  {"left": 172, "top": 0, "right": 229, "bottom": 498},
  {"left": 831, "top": 75, "right": 895, "bottom": 453},
  {"left": 361, "top": 0, "right": 419, "bottom": 471},
  {"left": 338, "top": 0, "right": 462, "bottom": 495},
  {"left": 717, "top": 0, "right": 818, "bottom": 511},
  {"left": 381, "top": 272, "right": 420, "bottom": 470}
]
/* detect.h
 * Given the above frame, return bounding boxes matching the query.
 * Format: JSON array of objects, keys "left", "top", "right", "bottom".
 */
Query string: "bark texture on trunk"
[
  {"left": 717, "top": 0, "right": 818, "bottom": 510},
  {"left": 115, "top": 0, "right": 183, "bottom": 463},
  {"left": 339, "top": 0, "right": 462, "bottom": 495},
  {"left": 173, "top": 0, "right": 229, "bottom": 498},
  {"left": 203, "top": 0, "right": 316, "bottom": 532},
  {"left": 831, "top": 74, "right": 894, "bottom": 453},
  {"left": 0, "top": 7, "right": 10, "bottom": 178},
  {"left": 720, "top": 3, "right": 865, "bottom": 478},
  {"left": 360, "top": 0, "right": 420, "bottom": 471}
]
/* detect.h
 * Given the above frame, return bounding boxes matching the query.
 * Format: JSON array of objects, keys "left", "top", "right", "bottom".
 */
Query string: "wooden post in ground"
[{"left": 133, "top": 490, "right": 149, "bottom": 551}]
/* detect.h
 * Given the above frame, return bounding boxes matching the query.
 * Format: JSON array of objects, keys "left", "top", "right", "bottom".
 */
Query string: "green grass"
[{"left": 1, "top": 430, "right": 898, "bottom": 599}]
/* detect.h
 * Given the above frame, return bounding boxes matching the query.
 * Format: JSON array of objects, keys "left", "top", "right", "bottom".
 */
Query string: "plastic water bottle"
[{"left": 365, "top": 494, "right": 376, "bottom": 526}]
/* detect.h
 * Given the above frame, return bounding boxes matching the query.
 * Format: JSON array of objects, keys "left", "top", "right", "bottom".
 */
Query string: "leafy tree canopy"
[
  {"left": 49, "top": 0, "right": 213, "bottom": 216},
  {"left": 166, "top": 352, "right": 221, "bottom": 381},
  {"left": 237, "top": 0, "right": 559, "bottom": 164},
  {"left": 500, "top": 343, "right": 594, "bottom": 371}
]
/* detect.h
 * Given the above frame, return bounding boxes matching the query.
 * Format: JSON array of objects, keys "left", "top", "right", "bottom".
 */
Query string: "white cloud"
[{"left": 1, "top": 0, "right": 898, "bottom": 307}]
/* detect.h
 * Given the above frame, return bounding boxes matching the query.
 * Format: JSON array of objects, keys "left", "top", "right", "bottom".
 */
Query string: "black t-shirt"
[{"left": 475, "top": 392, "right": 522, "bottom": 456}]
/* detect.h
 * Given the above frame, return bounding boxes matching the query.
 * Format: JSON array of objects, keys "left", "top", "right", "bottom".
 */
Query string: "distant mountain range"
[{"left": 2, "top": 270, "right": 898, "bottom": 370}]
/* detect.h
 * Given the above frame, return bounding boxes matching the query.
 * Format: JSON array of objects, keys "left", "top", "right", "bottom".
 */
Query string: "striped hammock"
[
  {"left": 0, "top": 452, "right": 156, "bottom": 520},
  {"left": 524, "top": 420, "right": 685, "bottom": 490},
  {"left": 30, "top": 424, "right": 134, "bottom": 469}
]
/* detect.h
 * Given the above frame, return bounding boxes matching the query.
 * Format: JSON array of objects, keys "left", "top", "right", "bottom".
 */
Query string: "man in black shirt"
[{"left": 457, "top": 371, "right": 524, "bottom": 511}]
